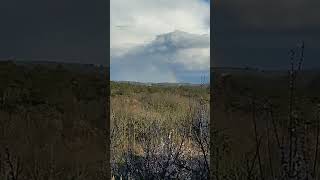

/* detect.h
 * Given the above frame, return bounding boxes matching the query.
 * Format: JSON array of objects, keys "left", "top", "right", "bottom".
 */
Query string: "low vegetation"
[
  {"left": 0, "top": 61, "right": 107, "bottom": 180},
  {"left": 111, "top": 81, "right": 210, "bottom": 179},
  {"left": 211, "top": 42, "right": 320, "bottom": 179}
]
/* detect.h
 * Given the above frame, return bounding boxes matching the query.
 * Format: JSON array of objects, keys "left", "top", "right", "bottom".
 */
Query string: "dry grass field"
[{"left": 110, "top": 82, "right": 210, "bottom": 179}]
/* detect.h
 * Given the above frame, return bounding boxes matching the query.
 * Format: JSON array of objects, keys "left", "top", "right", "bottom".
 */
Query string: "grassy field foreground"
[{"left": 111, "top": 82, "right": 210, "bottom": 179}]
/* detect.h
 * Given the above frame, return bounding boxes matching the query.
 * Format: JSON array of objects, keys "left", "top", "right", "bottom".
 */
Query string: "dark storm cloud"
[
  {"left": 0, "top": 0, "right": 108, "bottom": 65},
  {"left": 213, "top": 0, "right": 320, "bottom": 69}
]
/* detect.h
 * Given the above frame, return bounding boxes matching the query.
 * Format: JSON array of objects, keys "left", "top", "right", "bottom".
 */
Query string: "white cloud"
[
  {"left": 174, "top": 47, "right": 210, "bottom": 70},
  {"left": 110, "top": 0, "right": 210, "bottom": 83},
  {"left": 111, "top": 31, "right": 209, "bottom": 83},
  {"left": 111, "top": 0, "right": 210, "bottom": 49}
]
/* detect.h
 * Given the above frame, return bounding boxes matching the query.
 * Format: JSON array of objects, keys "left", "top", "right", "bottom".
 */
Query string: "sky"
[
  {"left": 110, "top": 0, "right": 210, "bottom": 83},
  {"left": 213, "top": 0, "right": 320, "bottom": 70},
  {"left": 0, "top": 0, "right": 108, "bottom": 65},
  {"left": 4, "top": 0, "right": 318, "bottom": 82}
]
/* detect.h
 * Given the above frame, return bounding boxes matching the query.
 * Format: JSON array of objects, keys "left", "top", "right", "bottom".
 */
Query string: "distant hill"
[
  {"left": 211, "top": 66, "right": 320, "bottom": 78},
  {"left": 0, "top": 60, "right": 107, "bottom": 75},
  {"left": 211, "top": 66, "right": 320, "bottom": 73},
  {"left": 113, "top": 80, "right": 209, "bottom": 87}
]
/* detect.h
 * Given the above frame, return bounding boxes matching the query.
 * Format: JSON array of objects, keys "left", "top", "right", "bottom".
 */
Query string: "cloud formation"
[
  {"left": 111, "top": 0, "right": 210, "bottom": 83},
  {"left": 111, "top": 31, "right": 210, "bottom": 83},
  {"left": 111, "top": 0, "right": 209, "bottom": 49}
]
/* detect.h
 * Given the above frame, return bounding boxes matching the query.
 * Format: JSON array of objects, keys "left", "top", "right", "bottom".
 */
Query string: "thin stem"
[
  {"left": 288, "top": 49, "right": 295, "bottom": 175},
  {"left": 268, "top": 102, "right": 281, "bottom": 149},
  {"left": 313, "top": 105, "right": 320, "bottom": 178},
  {"left": 251, "top": 97, "right": 264, "bottom": 180},
  {"left": 266, "top": 109, "right": 275, "bottom": 179},
  {"left": 247, "top": 136, "right": 263, "bottom": 179}
]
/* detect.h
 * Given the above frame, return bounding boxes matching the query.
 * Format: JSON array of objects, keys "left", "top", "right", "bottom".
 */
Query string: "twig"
[
  {"left": 251, "top": 97, "right": 264, "bottom": 180},
  {"left": 313, "top": 104, "right": 320, "bottom": 178},
  {"left": 247, "top": 136, "right": 263, "bottom": 179},
  {"left": 266, "top": 107, "right": 275, "bottom": 179}
]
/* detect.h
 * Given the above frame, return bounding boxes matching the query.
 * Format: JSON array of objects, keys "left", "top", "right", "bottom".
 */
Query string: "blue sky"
[{"left": 110, "top": 0, "right": 210, "bottom": 84}]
